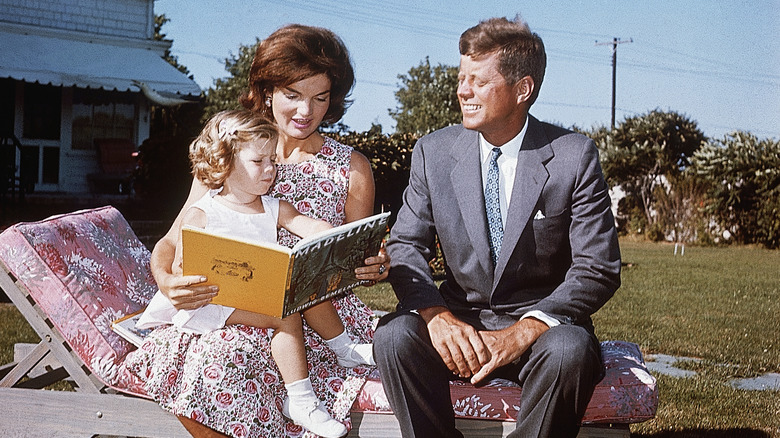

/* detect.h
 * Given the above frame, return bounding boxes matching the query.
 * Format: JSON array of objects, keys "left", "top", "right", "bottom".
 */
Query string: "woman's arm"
[
  {"left": 344, "top": 151, "right": 375, "bottom": 222},
  {"left": 150, "top": 178, "right": 217, "bottom": 310},
  {"left": 346, "top": 150, "right": 389, "bottom": 281}
]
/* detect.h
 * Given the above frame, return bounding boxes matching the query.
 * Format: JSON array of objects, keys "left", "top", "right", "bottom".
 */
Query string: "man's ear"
[{"left": 516, "top": 76, "right": 535, "bottom": 104}]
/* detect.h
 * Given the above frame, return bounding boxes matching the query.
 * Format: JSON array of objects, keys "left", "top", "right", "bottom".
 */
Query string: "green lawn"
[
  {"left": 2, "top": 239, "right": 779, "bottom": 436},
  {"left": 591, "top": 241, "right": 780, "bottom": 437}
]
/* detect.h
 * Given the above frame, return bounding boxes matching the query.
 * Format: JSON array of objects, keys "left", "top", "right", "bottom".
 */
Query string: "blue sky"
[{"left": 155, "top": 0, "right": 779, "bottom": 140}]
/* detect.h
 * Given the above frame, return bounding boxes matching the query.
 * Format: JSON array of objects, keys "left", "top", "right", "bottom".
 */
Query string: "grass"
[
  {"left": 352, "top": 282, "right": 397, "bottom": 313},
  {"left": 0, "top": 303, "right": 39, "bottom": 366},
  {"left": 595, "top": 241, "right": 779, "bottom": 377},
  {"left": 591, "top": 241, "right": 780, "bottom": 437},
  {"left": 2, "top": 239, "right": 779, "bottom": 436}
]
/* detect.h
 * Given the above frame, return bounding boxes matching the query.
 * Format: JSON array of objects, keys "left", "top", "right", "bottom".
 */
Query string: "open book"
[
  {"left": 181, "top": 211, "right": 390, "bottom": 318},
  {"left": 111, "top": 310, "right": 152, "bottom": 347}
]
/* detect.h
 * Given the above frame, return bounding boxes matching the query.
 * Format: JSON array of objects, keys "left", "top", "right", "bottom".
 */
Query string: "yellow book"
[{"left": 181, "top": 211, "right": 390, "bottom": 318}]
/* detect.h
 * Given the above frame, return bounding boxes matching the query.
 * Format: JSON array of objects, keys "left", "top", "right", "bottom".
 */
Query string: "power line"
[
  {"left": 637, "top": 42, "right": 780, "bottom": 81},
  {"left": 618, "top": 60, "right": 780, "bottom": 88},
  {"left": 257, "top": 0, "right": 458, "bottom": 39},
  {"left": 596, "top": 38, "right": 633, "bottom": 129},
  {"left": 535, "top": 100, "right": 634, "bottom": 113}
]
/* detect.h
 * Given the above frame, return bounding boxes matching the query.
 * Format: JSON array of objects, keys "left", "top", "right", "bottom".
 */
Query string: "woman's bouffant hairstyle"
[
  {"left": 189, "top": 109, "right": 277, "bottom": 189},
  {"left": 459, "top": 16, "right": 546, "bottom": 105},
  {"left": 241, "top": 24, "right": 355, "bottom": 124}
]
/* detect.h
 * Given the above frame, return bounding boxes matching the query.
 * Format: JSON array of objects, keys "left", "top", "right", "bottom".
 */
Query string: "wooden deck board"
[
  {"left": 347, "top": 412, "right": 630, "bottom": 438},
  {"left": 0, "top": 387, "right": 190, "bottom": 437}
]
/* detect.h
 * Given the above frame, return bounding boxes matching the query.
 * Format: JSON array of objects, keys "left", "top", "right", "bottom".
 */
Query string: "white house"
[{"left": 0, "top": 0, "right": 200, "bottom": 195}]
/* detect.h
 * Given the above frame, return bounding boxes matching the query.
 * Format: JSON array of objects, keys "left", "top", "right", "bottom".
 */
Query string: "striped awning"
[{"left": 0, "top": 25, "right": 200, "bottom": 96}]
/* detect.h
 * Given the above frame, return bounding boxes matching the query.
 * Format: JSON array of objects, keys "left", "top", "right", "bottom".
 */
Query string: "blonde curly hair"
[{"left": 189, "top": 110, "right": 278, "bottom": 189}]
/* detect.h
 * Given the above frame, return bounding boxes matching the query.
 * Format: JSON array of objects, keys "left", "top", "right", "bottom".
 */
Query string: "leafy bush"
[
  {"left": 334, "top": 128, "right": 417, "bottom": 225},
  {"left": 133, "top": 132, "right": 193, "bottom": 219},
  {"left": 692, "top": 131, "right": 780, "bottom": 248}
]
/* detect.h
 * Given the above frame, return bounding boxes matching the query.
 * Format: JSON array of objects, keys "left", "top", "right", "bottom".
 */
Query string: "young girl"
[{"left": 137, "top": 110, "right": 372, "bottom": 438}]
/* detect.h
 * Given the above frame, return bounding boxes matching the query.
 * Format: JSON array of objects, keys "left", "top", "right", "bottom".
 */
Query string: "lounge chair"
[{"left": 0, "top": 206, "right": 657, "bottom": 437}]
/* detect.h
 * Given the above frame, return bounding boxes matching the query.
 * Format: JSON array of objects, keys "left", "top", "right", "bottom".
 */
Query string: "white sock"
[
  {"left": 324, "top": 329, "right": 376, "bottom": 367},
  {"left": 283, "top": 378, "right": 346, "bottom": 438},
  {"left": 285, "top": 377, "right": 318, "bottom": 404}
]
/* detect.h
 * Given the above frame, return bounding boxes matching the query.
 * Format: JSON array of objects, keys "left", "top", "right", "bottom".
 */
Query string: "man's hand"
[
  {"left": 470, "top": 317, "right": 549, "bottom": 385},
  {"left": 419, "top": 307, "right": 490, "bottom": 378},
  {"left": 157, "top": 272, "right": 217, "bottom": 310}
]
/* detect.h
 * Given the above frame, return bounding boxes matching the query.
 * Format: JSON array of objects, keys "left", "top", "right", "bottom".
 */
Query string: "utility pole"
[{"left": 596, "top": 37, "right": 632, "bottom": 129}]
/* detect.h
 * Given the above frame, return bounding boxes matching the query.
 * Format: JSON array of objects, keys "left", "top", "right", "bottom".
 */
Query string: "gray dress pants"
[{"left": 373, "top": 310, "right": 604, "bottom": 438}]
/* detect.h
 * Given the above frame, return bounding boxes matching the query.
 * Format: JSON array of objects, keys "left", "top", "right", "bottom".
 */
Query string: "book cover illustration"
[
  {"left": 181, "top": 211, "right": 390, "bottom": 318},
  {"left": 111, "top": 310, "right": 152, "bottom": 348},
  {"left": 284, "top": 212, "right": 389, "bottom": 315}
]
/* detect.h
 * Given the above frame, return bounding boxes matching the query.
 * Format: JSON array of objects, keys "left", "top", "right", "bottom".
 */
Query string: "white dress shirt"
[{"left": 478, "top": 118, "right": 560, "bottom": 329}]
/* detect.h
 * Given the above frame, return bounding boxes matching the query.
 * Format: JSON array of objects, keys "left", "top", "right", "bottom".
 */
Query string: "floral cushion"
[
  {"left": 0, "top": 206, "right": 156, "bottom": 392},
  {"left": 353, "top": 340, "right": 658, "bottom": 424}
]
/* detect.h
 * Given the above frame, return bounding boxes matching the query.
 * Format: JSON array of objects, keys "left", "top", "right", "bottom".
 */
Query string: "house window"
[
  {"left": 1, "top": 78, "right": 14, "bottom": 136},
  {"left": 72, "top": 88, "right": 136, "bottom": 150},
  {"left": 19, "top": 83, "right": 62, "bottom": 188},
  {"left": 23, "top": 83, "right": 61, "bottom": 140}
]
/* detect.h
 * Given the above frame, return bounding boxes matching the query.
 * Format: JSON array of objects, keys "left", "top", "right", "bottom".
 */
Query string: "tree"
[
  {"left": 597, "top": 110, "right": 706, "bottom": 234},
  {"left": 692, "top": 131, "right": 780, "bottom": 248},
  {"left": 154, "top": 15, "right": 192, "bottom": 77},
  {"left": 149, "top": 14, "right": 203, "bottom": 139},
  {"left": 203, "top": 40, "right": 258, "bottom": 121},
  {"left": 389, "top": 58, "right": 460, "bottom": 135},
  {"left": 133, "top": 15, "right": 204, "bottom": 219}
]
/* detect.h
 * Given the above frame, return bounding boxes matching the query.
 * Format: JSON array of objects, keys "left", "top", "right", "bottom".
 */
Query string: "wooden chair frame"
[
  {"left": 0, "top": 258, "right": 631, "bottom": 438},
  {"left": 0, "top": 261, "right": 190, "bottom": 437}
]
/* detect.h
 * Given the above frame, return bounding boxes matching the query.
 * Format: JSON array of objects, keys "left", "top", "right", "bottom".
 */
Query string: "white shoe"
[
  {"left": 335, "top": 343, "right": 376, "bottom": 368},
  {"left": 282, "top": 397, "right": 347, "bottom": 438}
]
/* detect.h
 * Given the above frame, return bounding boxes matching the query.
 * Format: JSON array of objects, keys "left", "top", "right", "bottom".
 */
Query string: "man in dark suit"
[{"left": 374, "top": 16, "right": 621, "bottom": 438}]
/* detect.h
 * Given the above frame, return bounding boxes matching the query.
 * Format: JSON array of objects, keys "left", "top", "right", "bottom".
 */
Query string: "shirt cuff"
[{"left": 520, "top": 310, "right": 561, "bottom": 328}]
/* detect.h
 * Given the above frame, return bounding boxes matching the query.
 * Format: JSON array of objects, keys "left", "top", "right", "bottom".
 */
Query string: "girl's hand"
[
  {"left": 355, "top": 244, "right": 390, "bottom": 283},
  {"left": 158, "top": 272, "right": 218, "bottom": 310}
]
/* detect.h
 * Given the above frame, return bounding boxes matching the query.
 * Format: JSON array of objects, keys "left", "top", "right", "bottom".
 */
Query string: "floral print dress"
[{"left": 120, "top": 137, "right": 376, "bottom": 438}]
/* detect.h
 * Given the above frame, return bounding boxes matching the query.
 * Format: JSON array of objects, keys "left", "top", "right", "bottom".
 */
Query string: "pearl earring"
[{"left": 265, "top": 97, "right": 272, "bottom": 107}]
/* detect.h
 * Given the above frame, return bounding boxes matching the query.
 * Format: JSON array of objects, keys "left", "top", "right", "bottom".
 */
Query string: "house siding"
[
  {"left": 0, "top": 0, "right": 152, "bottom": 39},
  {"left": 1, "top": 0, "right": 167, "bottom": 194}
]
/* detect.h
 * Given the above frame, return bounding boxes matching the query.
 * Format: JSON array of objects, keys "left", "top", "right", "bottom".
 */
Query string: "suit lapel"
[
  {"left": 493, "top": 117, "right": 553, "bottom": 286},
  {"left": 449, "top": 129, "right": 494, "bottom": 277}
]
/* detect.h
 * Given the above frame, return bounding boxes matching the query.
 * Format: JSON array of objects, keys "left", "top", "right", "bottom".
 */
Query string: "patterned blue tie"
[{"left": 485, "top": 147, "right": 503, "bottom": 266}]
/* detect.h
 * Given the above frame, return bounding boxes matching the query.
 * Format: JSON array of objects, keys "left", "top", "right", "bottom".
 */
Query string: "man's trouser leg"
[
  {"left": 374, "top": 311, "right": 463, "bottom": 438},
  {"left": 503, "top": 324, "right": 603, "bottom": 438}
]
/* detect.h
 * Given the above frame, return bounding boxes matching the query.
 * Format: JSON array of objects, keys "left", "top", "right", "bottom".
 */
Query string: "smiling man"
[{"left": 374, "top": 16, "right": 622, "bottom": 438}]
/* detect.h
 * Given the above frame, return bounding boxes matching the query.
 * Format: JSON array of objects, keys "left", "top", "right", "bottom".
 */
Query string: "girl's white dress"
[{"left": 136, "top": 191, "right": 280, "bottom": 334}]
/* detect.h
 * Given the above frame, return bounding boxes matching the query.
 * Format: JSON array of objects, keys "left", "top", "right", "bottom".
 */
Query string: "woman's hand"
[
  {"left": 355, "top": 244, "right": 390, "bottom": 283},
  {"left": 344, "top": 150, "right": 388, "bottom": 283}
]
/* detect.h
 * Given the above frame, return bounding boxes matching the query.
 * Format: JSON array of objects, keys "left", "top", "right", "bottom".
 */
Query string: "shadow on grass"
[{"left": 635, "top": 429, "right": 772, "bottom": 438}]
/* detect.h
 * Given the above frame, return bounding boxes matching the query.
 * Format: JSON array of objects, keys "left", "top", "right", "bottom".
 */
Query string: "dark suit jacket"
[{"left": 386, "top": 116, "right": 621, "bottom": 331}]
